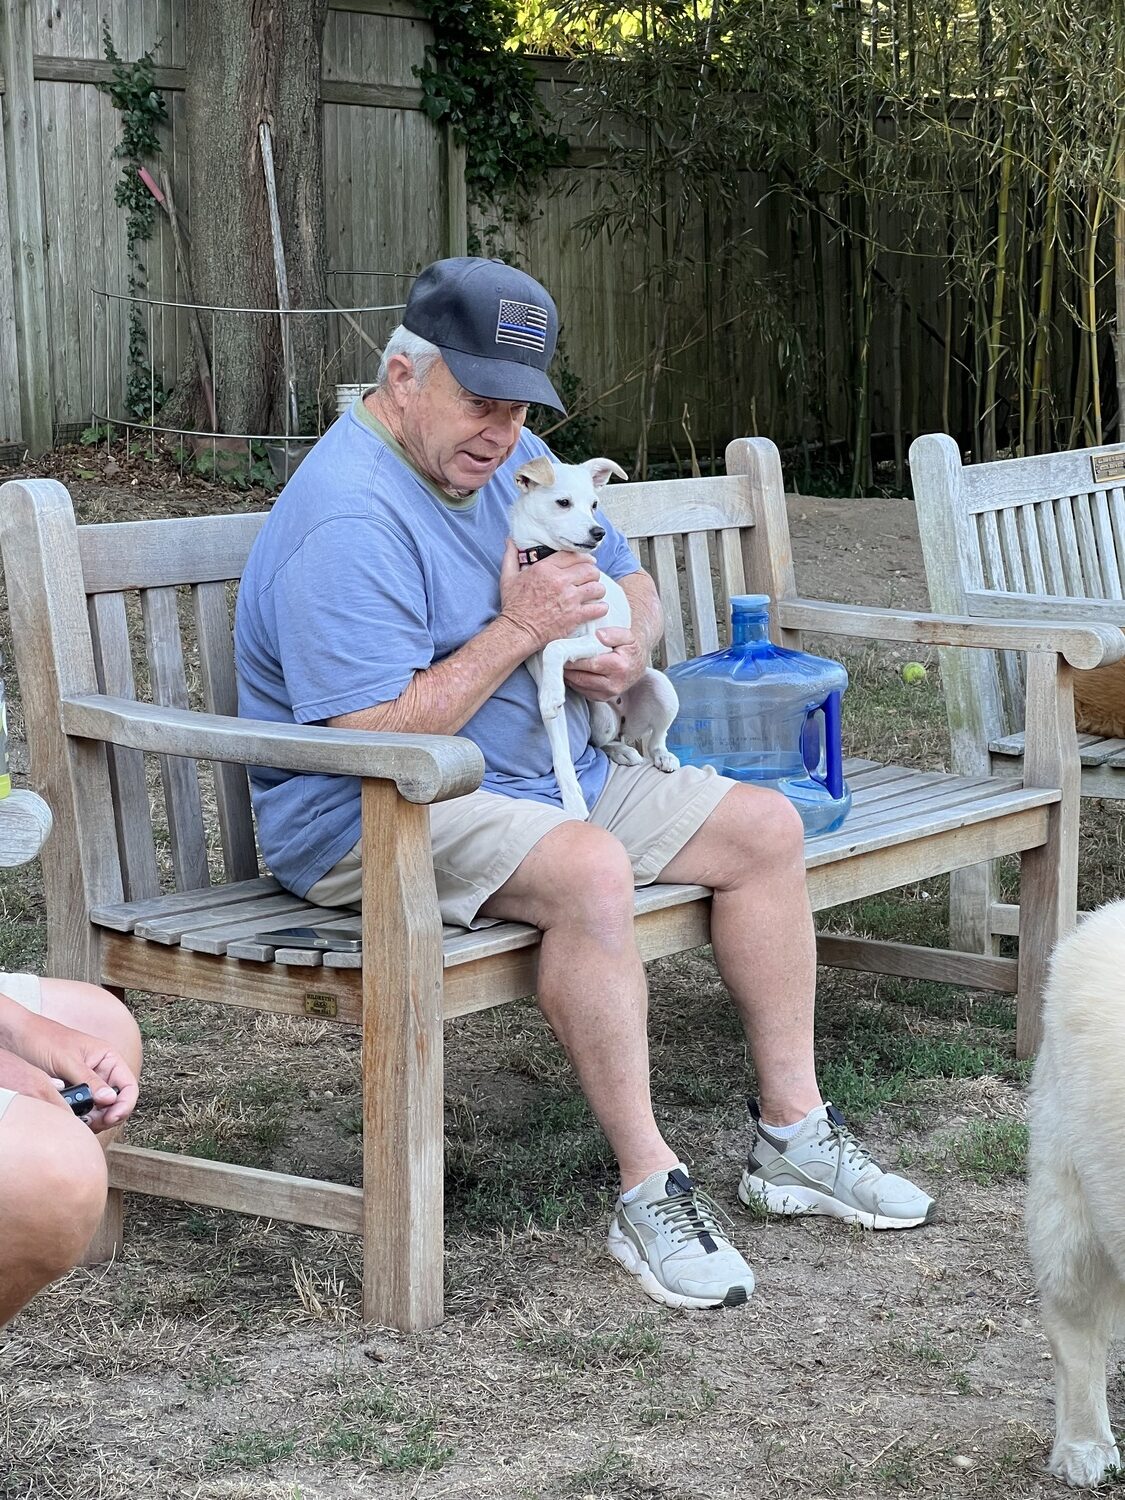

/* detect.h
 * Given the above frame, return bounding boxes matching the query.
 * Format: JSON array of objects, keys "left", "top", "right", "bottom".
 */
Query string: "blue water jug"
[{"left": 665, "top": 594, "right": 852, "bottom": 837}]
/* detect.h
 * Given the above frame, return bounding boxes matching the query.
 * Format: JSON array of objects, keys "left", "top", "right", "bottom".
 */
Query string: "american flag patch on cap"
[{"left": 495, "top": 299, "right": 548, "bottom": 353}]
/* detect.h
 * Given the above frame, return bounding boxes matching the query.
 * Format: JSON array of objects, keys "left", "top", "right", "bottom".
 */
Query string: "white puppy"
[
  {"left": 1027, "top": 899, "right": 1125, "bottom": 1487},
  {"left": 511, "top": 455, "right": 680, "bottom": 820}
]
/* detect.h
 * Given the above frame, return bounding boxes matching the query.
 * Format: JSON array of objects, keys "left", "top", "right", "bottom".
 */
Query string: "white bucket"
[{"left": 335, "top": 382, "right": 366, "bottom": 416}]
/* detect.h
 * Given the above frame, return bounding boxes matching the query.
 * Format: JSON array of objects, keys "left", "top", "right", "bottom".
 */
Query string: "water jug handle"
[{"left": 802, "top": 691, "right": 845, "bottom": 799}]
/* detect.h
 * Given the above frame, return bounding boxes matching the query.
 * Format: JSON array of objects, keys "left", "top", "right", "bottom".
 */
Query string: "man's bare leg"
[
  {"left": 479, "top": 820, "right": 678, "bottom": 1191},
  {"left": 660, "top": 782, "right": 935, "bottom": 1230},
  {"left": 657, "top": 783, "right": 821, "bottom": 1127},
  {"left": 481, "top": 815, "right": 758, "bottom": 1309}
]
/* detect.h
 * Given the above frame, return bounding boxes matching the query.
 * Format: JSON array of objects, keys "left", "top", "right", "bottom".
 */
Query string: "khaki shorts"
[
  {"left": 308, "top": 760, "right": 735, "bottom": 930},
  {"left": 0, "top": 973, "right": 44, "bottom": 1124}
]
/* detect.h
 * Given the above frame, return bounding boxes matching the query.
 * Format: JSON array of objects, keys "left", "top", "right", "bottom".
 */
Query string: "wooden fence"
[{"left": 0, "top": 0, "right": 950, "bottom": 464}]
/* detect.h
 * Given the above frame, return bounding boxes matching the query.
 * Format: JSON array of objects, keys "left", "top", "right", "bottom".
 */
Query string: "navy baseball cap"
[{"left": 403, "top": 257, "right": 566, "bottom": 413}]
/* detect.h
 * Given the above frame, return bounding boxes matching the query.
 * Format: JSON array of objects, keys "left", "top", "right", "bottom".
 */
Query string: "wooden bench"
[
  {"left": 912, "top": 434, "right": 1125, "bottom": 953},
  {"left": 2, "top": 436, "right": 1118, "bottom": 1331}
]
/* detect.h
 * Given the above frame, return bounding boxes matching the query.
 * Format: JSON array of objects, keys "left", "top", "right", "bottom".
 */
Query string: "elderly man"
[{"left": 235, "top": 257, "right": 932, "bottom": 1310}]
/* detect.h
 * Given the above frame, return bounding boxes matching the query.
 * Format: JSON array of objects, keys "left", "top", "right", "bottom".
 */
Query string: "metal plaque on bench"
[{"left": 1091, "top": 452, "right": 1125, "bottom": 483}]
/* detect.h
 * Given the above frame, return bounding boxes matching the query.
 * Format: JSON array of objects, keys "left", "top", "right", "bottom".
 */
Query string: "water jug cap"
[{"left": 730, "top": 594, "right": 771, "bottom": 614}]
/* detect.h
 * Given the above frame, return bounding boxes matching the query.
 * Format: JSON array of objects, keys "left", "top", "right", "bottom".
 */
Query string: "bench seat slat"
[
  {"left": 91, "top": 876, "right": 284, "bottom": 931},
  {"left": 844, "top": 776, "right": 1004, "bottom": 832},
  {"left": 180, "top": 906, "right": 361, "bottom": 955},
  {"left": 805, "top": 780, "right": 1057, "bottom": 868},
  {"left": 990, "top": 730, "right": 1125, "bottom": 766},
  {"left": 137, "top": 892, "right": 318, "bottom": 944}
]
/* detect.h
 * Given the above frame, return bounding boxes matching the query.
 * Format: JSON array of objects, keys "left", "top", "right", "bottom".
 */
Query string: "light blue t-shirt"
[{"left": 234, "top": 403, "right": 641, "bottom": 896}]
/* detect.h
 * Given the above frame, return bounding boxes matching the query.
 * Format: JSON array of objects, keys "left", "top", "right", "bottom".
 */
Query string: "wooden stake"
[
  {"left": 157, "top": 170, "right": 218, "bottom": 433},
  {"left": 259, "top": 122, "right": 300, "bottom": 434}
]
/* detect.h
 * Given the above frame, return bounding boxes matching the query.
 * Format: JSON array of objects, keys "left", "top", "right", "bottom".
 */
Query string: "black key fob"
[{"left": 60, "top": 1083, "right": 96, "bottom": 1117}]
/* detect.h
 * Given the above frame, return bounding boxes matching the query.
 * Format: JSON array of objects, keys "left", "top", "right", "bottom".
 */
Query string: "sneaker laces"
[
  {"left": 650, "top": 1175, "right": 734, "bottom": 1247},
  {"left": 818, "top": 1107, "right": 879, "bottom": 1176}
]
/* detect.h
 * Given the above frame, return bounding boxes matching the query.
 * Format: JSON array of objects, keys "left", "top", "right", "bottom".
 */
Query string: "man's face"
[{"left": 396, "top": 357, "right": 529, "bottom": 495}]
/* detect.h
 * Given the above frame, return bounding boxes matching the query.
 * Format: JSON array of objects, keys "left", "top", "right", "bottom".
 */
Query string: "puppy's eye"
[{"left": 555, "top": 497, "right": 572, "bottom": 509}]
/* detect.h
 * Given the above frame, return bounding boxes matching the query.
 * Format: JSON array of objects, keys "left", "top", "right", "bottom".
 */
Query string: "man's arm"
[
  {"left": 562, "top": 569, "right": 665, "bottom": 702},
  {"left": 331, "top": 542, "right": 609, "bottom": 734}
]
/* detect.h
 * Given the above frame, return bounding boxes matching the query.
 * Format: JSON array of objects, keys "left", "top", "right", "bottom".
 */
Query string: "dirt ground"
[{"left": 0, "top": 449, "right": 1112, "bottom": 1500}]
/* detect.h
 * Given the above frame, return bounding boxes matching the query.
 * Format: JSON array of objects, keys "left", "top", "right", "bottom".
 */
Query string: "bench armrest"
[
  {"left": 59, "top": 694, "right": 485, "bottom": 805},
  {"left": 776, "top": 599, "right": 1125, "bottom": 669}
]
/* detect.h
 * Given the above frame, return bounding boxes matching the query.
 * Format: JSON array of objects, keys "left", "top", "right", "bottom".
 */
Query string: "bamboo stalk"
[
  {"left": 1116, "top": 140, "right": 1125, "bottom": 437},
  {"left": 982, "top": 43, "right": 1018, "bottom": 461},
  {"left": 1117, "top": 0, "right": 1125, "bottom": 436},
  {"left": 1027, "top": 148, "right": 1060, "bottom": 454},
  {"left": 1088, "top": 178, "right": 1110, "bottom": 446}
]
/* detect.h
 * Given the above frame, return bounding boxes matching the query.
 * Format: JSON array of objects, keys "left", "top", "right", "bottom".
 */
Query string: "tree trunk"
[{"left": 177, "top": 0, "right": 327, "bottom": 438}]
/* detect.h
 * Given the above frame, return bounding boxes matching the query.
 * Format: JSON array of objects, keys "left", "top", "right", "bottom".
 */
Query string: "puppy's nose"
[{"left": 590, "top": 525, "right": 606, "bottom": 543}]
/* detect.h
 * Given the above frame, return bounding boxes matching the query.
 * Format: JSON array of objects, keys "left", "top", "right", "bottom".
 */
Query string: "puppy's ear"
[
  {"left": 585, "top": 458, "right": 629, "bottom": 488},
  {"left": 514, "top": 456, "right": 556, "bottom": 492}
]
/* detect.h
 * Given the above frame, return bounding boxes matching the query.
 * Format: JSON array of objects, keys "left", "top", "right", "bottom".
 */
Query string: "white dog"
[
  {"left": 510, "top": 455, "right": 680, "bottom": 819},
  {"left": 1027, "top": 899, "right": 1125, "bottom": 1487}
]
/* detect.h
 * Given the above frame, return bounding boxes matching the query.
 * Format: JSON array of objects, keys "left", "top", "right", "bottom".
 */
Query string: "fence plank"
[{"left": 0, "top": 0, "right": 52, "bottom": 451}]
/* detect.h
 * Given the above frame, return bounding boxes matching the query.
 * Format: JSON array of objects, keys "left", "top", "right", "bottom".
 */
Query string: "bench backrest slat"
[
  {"left": 193, "top": 580, "right": 260, "bottom": 882},
  {"left": 77, "top": 513, "right": 268, "bottom": 592},
  {"left": 1094, "top": 492, "right": 1124, "bottom": 597},
  {"left": 717, "top": 526, "right": 748, "bottom": 605},
  {"left": 647, "top": 534, "right": 687, "bottom": 665},
  {"left": 140, "top": 584, "right": 212, "bottom": 892},
  {"left": 1019, "top": 504, "right": 1048, "bottom": 594},
  {"left": 88, "top": 590, "right": 162, "bottom": 901}
]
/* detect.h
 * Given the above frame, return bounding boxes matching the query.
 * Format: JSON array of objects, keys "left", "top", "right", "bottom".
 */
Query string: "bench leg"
[
  {"left": 71, "top": 982, "right": 127, "bottom": 1268},
  {"left": 949, "top": 862, "right": 1000, "bottom": 955},
  {"left": 1016, "top": 655, "right": 1080, "bottom": 1058},
  {"left": 83, "top": 1144, "right": 125, "bottom": 1266},
  {"left": 360, "top": 781, "right": 445, "bottom": 1331}
]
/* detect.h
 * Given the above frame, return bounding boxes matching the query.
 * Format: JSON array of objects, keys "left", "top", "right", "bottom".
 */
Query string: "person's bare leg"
[
  {"left": 37, "top": 979, "right": 142, "bottom": 1087},
  {"left": 0, "top": 1095, "right": 109, "bottom": 1325},
  {"left": 37, "top": 980, "right": 141, "bottom": 1259},
  {"left": 480, "top": 821, "right": 678, "bottom": 1190},
  {"left": 658, "top": 783, "right": 821, "bottom": 1127}
]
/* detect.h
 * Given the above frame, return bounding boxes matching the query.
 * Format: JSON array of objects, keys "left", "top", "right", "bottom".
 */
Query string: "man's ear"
[
  {"left": 585, "top": 458, "right": 629, "bottom": 488},
  {"left": 382, "top": 353, "right": 418, "bottom": 406},
  {"left": 514, "top": 456, "right": 557, "bottom": 492}
]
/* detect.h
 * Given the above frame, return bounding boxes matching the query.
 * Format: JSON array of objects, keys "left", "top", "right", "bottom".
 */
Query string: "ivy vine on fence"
[
  {"left": 415, "top": 0, "right": 568, "bottom": 247},
  {"left": 97, "top": 25, "right": 168, "bottom": 421},
  {"left": 414, "top": 2, "right": 599, "bottom": 456}
]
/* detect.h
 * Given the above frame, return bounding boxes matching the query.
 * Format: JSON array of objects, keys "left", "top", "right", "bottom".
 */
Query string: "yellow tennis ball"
[{"left": 901, "top": 662, "right": 927, "bottom": 685}]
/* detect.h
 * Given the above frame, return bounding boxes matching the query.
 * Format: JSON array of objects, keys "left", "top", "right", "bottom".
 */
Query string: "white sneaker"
[
  {"left": 738, "top": 1101, "right": 935, "bottom": 1230},
  {"left": 607, "top": 1164, "right": 755, "bottom": 1309}
]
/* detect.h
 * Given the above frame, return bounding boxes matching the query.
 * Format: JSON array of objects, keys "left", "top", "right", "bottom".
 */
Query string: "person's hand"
[
  {"left": 497, "top": 540, "right": 608, "bottom": 653},
  {"left": 563, "top": 626, "right": 648, "bottom": 701},
  {"left": 19, "top": 1017, "right": 138, "bottom": 1132},
  {"left": 0, "top": 1046, "right": 72, "bottom": 1113}
]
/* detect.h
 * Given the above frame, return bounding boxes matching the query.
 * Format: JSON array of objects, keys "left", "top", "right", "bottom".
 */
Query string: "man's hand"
[
  {"left": 498, "top": 541, "right": 608, "bottom": 653},
  {"left": 17, "top": 1016, "right": 138, "bottom": 1132},
  {"left": 563, "top": 626, "right": 648, "bottom": 701}
]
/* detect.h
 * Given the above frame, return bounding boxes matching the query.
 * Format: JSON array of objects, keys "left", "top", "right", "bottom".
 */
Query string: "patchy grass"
[{"left": 902, "top": 1119, "right": 1030, "bottom": 1186}]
